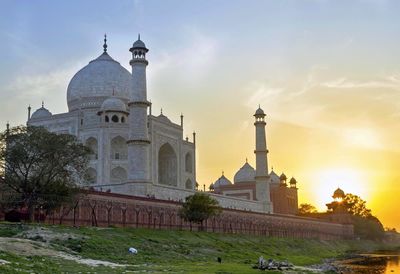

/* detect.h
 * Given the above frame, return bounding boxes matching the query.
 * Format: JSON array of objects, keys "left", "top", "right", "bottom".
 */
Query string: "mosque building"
[{"left": 26, "top": 35, "right": 298, "bottom": 215}]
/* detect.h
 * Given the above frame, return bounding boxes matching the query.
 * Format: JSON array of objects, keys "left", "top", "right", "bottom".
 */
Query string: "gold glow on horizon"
[{"left": 311, "top": 167, "right": 369, "bottom": 211}]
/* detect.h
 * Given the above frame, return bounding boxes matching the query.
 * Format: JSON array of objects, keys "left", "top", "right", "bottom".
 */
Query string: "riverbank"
[{"left": 0, "top": 222, "right": 398, "bottom": 273}]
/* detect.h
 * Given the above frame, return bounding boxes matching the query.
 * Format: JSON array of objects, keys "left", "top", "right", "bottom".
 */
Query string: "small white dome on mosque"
[
  {"left": 31, "top": 104, "right": 52, "bottom": 120},
  {"left": 234, "top": 161, "right": 255, "bottom": 183},
  {"left": 157, "top": 109, "right": 171, "bottom": 123},
  {"left": 100, "top": 97, "right": 127, "bottom": 113},
  {"left": 213, "top": 174, "right": 232, "bottom": 188},
  {"left": 269, "top": 170, "right": 280, "bottom": 184}
]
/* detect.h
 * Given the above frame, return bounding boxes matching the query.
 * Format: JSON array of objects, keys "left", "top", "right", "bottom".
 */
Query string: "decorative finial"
[
  {"left": 103, "top": 34, "right": 108, "bottom": 53},
  {"left": 271, "top": 166, "right": 274, "bottom": 171},
  {"left": 246, "top": 157, "right": 248, "bottom": 163},
  {"left": 258, "top": 104, "right": 260, "bottom": 108},
  {"left": 42, "top": 101, "right": 44, "bottom": 108},
  {"left": 28, "top": 105, "right": 31, "bottom": 110},
  {"left": 160, "top": 108, "right": 163, "bottom": 115},
  {"left": 222, "top": 170, "right": 224, "bottom": 176},
  {"left": 138, "top": 33, "right": 140, "bottom": 40}
]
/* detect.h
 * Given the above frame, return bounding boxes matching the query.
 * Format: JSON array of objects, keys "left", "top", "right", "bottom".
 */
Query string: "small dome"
[
  {"left": 31, "top": 106, "right": 52, "bottom": 120},
  {"left": 100, "top": 97, "right": 127, "bottom": 113},
  {"left": 132, "top": 39, "right": 147, "bottom": 49},
  {"left": 254, "top": 106, "right": 265, "bottom": 116},
  {"left": 333, "top": 188, "right": 345, "bottom": 199},
  {"left": 157, "top": 113, "right": 171, "bottom": 123},
  {"left": 280, "top": 173, "right": 287, "bottom": 181},
  {"left": 289, "top": 177, "right": 297, "bottom": 185},
  {"left": 269, "top": 170, "right": 280, "bottom": 184},
  {"left": 234, "top": 162, "right": 255, "bottom": 183},
  {"left": 213, "top": 175, "right": 232, "bottom": 188}
]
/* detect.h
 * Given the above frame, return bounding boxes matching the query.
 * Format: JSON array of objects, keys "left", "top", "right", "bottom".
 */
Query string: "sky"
[{"left": 0, "top": 0, "right": 399, "bottom": 229}]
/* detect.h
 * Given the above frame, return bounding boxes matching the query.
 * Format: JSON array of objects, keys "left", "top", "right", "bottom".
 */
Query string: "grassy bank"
[{"left": 0, "top": 222, "right": 397, "bottom": 273}]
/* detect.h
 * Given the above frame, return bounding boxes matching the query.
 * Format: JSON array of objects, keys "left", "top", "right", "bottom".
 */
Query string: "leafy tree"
[
  {"left": 0, "top": 126, "right": 90, "bottom": 221},
  {"left": 326, "top": 191, "right": 384, "bottom": 240},
  {"left": 342, "top": 193, "right": 371, "bottom": 217},
  {"left": 298, "top": 203, "right": 318, "bottom": 215},
  {"left": 179, "top": 192, "right": 222, "bottom": 231}
]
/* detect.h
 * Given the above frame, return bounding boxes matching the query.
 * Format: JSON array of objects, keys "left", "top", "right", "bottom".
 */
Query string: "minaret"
[
  {"left": 27, "top": 105, "right": 31, "bottom": 121},
  {"left": 127, "top": 35, "right": 151, "bottom": 183},
  {"left": 254, "top": 106, "right": 272, "bottom": 212},
  {"left": 254, "top": 106, "right": 268, "bottom": 176}
]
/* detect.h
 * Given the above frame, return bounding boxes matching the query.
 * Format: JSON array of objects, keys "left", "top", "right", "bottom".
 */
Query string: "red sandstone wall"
[
  {"left": 44, "top": 191, "right": 353, "bottom": 240},
  {"left": 270, "top": 185, "right": 298, "bottom": 215}
]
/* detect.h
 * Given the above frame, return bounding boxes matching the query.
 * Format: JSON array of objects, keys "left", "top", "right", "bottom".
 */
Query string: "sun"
[{"left": 312, "top": 168, "right": 368, "bottom": 211}]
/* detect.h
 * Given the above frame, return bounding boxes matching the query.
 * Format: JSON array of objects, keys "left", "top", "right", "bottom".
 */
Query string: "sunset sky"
[{"left": 0, "top": 0, "right": 399, "bottom": 229}]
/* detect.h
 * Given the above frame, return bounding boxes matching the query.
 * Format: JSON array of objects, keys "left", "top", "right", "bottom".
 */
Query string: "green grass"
[{"left": 0, "top": 222, "right": 397, "bottom": 273}]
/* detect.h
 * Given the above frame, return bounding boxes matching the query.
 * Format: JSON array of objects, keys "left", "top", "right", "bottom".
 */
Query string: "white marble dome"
[
  {"left": 67, "top": 52, "right": 133, "bottom": 111},
  {"left": 100, "top": 97, "right": 127, "bottom": 113},
  {"left": 213, "top": 174, "right": 232, "bottom": 188},
  {"left": 234, "top": 162, "right": 255, "bottom": 183},
  {"left": 157, "top": 113, "right": 171, "bottom": 123},
  {"left": 31, "top": 106, "right": 52, "bottom": 120}
]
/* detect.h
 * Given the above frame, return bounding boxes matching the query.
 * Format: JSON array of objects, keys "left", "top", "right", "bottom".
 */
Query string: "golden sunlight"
[{"left": 313, "top": 168, "right": 369, "bottom": 211}]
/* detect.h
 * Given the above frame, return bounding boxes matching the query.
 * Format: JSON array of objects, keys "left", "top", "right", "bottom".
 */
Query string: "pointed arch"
[
  {"left": 85, "top": 168, "right": 97, "bottom": 184},
  {"left": 111, "top": 136, "right": 127, "bottom": 160},
  {"left": 111, "top": 166, "right": 127, "bottom": 183},
  {"left": 185, "top": 179, "right": 192, "bottom": 190},
  {"left": 85, "top": 137, "right": 98, "bottom": 160},
  {"left": 185, "top": 152, "right": 192, "bottom": 173},
  {"left": 158, "top": 143, "right": 177, "bottom": 186}
]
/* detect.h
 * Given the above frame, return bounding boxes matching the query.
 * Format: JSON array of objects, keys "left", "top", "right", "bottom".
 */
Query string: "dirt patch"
[
  {"left": 0, "top": 237, "right": 128, "bottom": 268},
  {"left": 0, "top": 259, "right": 10, "bottom": 265},
  {"left": 17, "top": 227, "right": 86, "bottom": 243}
]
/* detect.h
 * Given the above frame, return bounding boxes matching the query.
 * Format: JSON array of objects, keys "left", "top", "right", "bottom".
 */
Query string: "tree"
[
  {"left": 0, "top": 126, "right": 91, "bottom": 221},
  {"left": 326, "top": 191, "right": 384, "bottom": 240},
  {"left": 179, "top": 192, "right": 222, "bottom": 231},
  {"left": 298, "top": 203, "right": 318, "bottom": 215},
  {"left": 342, "top": 193, "right": 371, "bottom": 217}
]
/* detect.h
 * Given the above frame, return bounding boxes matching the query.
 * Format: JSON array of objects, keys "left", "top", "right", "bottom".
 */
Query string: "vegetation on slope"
[{"left": 0, "top": 223, "right": 398, "bottom": 273}]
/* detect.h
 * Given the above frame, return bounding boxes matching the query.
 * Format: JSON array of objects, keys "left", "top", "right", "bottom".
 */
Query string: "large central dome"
[{"left": 67, "top": 52, "right": 132, "bottom": 111}]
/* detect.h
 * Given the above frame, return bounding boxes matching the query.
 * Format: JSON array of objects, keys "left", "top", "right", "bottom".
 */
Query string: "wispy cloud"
[
  {"left": 5, "top": 64, "right": 82, "bottom": 101},
  {"left": 151, "top": 29, "right": 220, "bottom": 80},
  {"left": 245, "top": 82, "right": 284, "bottom": 109},
  {"left": 321, "top": 76, "right": 400, "bottom": 90}
]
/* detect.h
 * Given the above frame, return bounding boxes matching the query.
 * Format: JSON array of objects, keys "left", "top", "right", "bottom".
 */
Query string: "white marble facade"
[
  {"left": 26, "top": 35, "right": 273, "bottom": 214},
  {"left": 27, "top": 36, "right": 196, "bottom": 198}
]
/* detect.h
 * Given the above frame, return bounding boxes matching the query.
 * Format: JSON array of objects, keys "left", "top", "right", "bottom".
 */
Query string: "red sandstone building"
[{"left": 210, "top": 168, "right": 298, "bottom": 215}]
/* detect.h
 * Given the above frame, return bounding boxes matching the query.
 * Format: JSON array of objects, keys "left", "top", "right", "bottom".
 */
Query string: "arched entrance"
[{"left": 158, "top": 143, "right": 177, "bottom": 186}]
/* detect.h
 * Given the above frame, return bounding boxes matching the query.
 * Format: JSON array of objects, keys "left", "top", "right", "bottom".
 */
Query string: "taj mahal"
[{"left": 27, "top": 35, "right": 298, "bottom": 215}]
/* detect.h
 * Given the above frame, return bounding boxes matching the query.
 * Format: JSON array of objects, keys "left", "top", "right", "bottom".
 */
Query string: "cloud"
[
  {"left": 321, "top": 76, "right": 400, "bottom": 90},
  {"left": 5, "top": 64, "right": 82, "bottom": 101},
  {"left": 245, "top": 82, "right": 284, "bottom": 109},
  {"left": 150, "top": 29, "right": 220, "bottom": 80}
]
